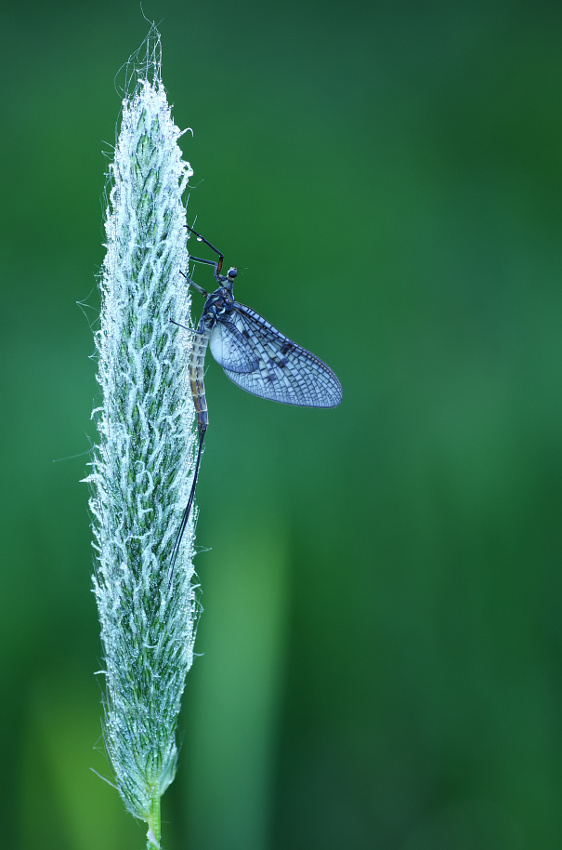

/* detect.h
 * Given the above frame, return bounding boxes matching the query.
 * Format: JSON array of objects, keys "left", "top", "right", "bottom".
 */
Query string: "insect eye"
[{"left": 227, "top": 267, "right": 238, "bottom": 279}]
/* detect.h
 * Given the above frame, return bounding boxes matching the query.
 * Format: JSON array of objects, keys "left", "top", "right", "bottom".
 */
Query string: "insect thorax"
[{"left": 202, "top": 287, "right": 235, "bottom": 329}]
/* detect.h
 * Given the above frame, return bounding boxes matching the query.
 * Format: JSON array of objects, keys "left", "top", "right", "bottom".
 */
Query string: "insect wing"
[
  {"left": 220, "top": 303, "right": 342, "bottom": 408},
  {"left": 209, "top": 318, "right": 259, "bottom": 374}
]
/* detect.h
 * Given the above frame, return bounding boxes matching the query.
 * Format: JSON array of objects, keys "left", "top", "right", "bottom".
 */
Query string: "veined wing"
[
  {"left": 209, "top": 318, "right": 259, "bottom": 374},
  {"left": 213, "top": 302, "right": 342, "bottom": 408}
]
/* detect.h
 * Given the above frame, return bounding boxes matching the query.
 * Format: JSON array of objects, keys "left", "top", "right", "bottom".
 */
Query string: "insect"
[{"left": 168, "top": 225, "right": 342, "bottom": 584}]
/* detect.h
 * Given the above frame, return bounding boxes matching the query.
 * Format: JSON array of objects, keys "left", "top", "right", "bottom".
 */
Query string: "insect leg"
[
  {"left": 179, "top": 269, "right": 207, "bottom": 296},
  {"left": 186, "top": 225, "right": 224, "bottom": 276}
]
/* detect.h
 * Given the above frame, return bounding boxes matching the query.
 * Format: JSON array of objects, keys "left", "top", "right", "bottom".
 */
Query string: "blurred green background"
[{"left": 2, "top": 0, "right": 562, "bottom": 847}]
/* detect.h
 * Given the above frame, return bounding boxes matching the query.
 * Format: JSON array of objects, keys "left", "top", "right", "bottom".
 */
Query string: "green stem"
[{"left": 147, "top": 790, "right": 161, "bottom": 849}]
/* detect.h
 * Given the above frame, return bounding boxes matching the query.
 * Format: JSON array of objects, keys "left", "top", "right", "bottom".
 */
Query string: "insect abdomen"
[{"left": 189, "top": 331, "right": 210, "bottom": 434}]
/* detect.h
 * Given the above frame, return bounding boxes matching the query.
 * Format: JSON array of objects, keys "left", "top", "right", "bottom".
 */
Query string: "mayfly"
[{"left": 168, "top": 226, "right": 343, "bottom": 584}]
